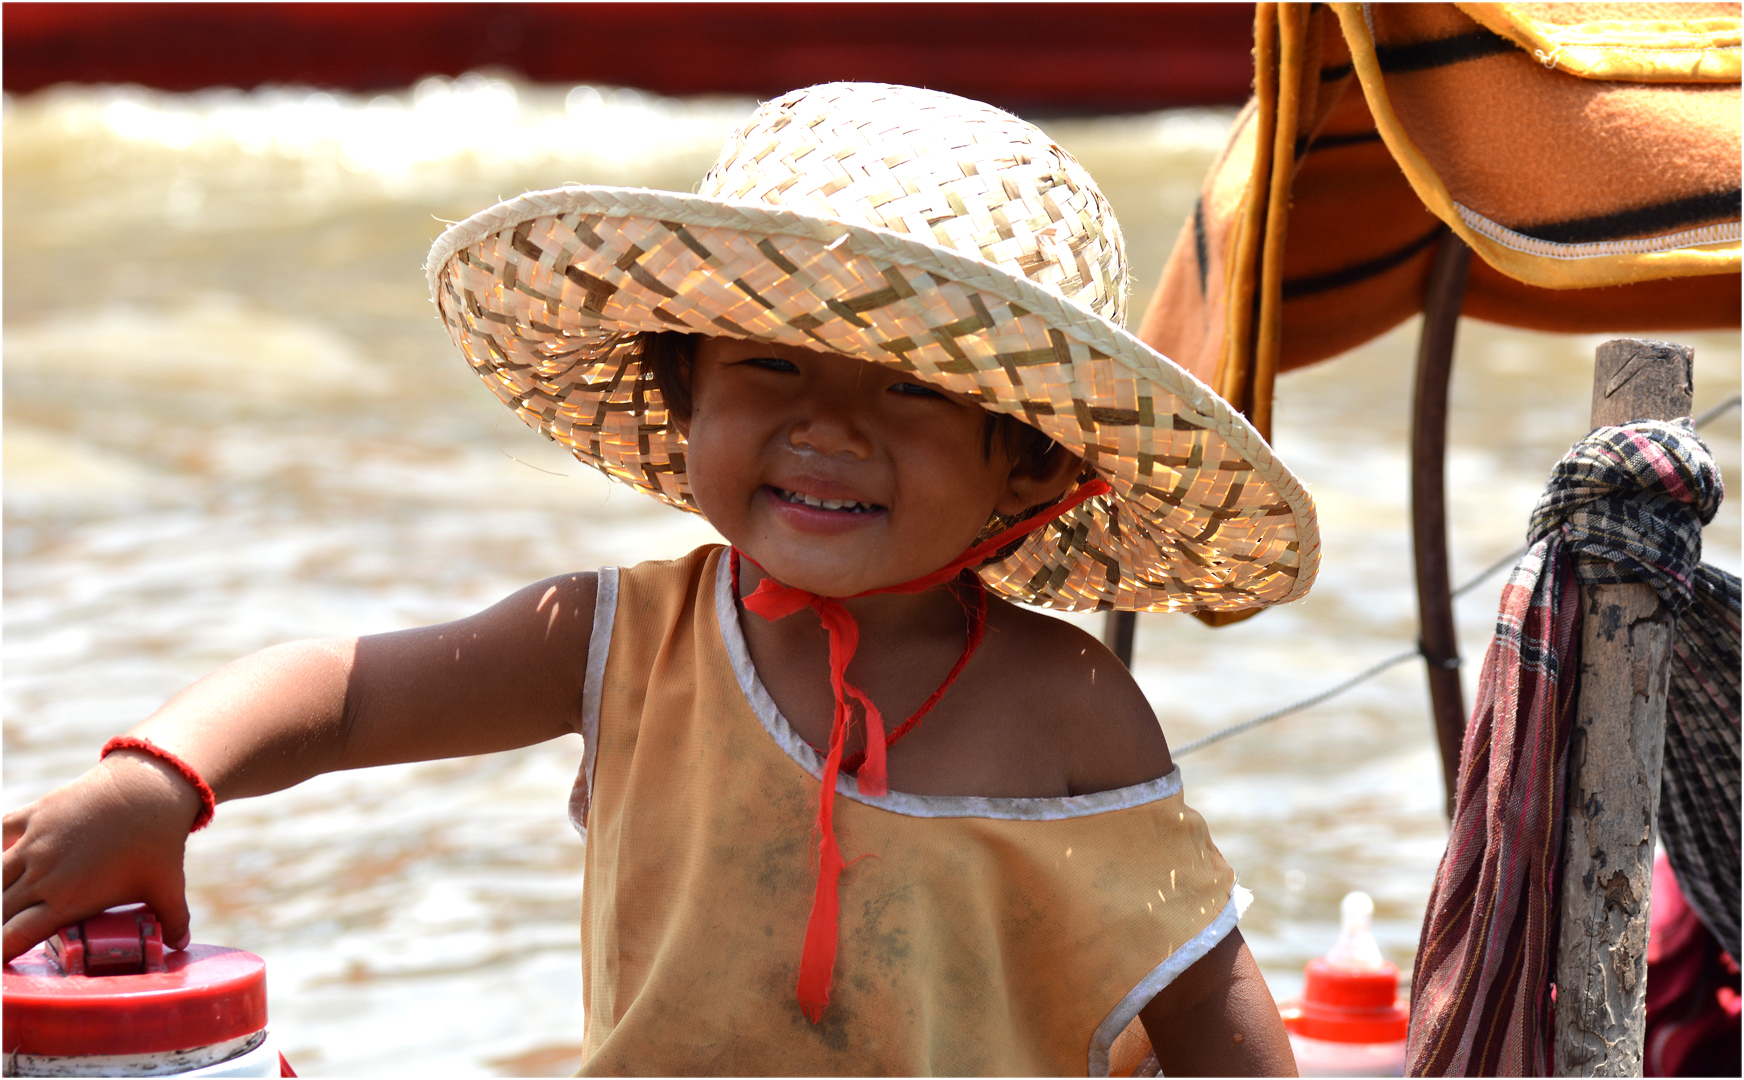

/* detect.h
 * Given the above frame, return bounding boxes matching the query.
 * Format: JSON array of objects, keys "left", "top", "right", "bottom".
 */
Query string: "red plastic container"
[
  {"left": 1278, "top": 892, "right": 1409, "bottom": 1077},
  {"left": 3, "top": 905, "right": 282, "bottom": 1077},
  {"left": 1285, "top": 956, "right": 1411, "bottom": 1042}
]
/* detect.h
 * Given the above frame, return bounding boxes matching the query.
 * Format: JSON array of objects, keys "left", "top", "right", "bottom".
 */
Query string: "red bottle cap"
[
  {"left": 3, "top": 905, "right": 267, "bottom": 1058},
  {"left": 1280, "top": 956, "right": 1409, "bottom": 1043}
]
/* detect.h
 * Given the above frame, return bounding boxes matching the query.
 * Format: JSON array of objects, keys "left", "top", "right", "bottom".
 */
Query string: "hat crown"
[{"left": 698, "top": 82, "right": 1128, "bottom": 325}]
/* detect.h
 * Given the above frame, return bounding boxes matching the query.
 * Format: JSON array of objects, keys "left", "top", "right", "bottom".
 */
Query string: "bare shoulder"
[{"left": 980, "top": 598, "right": 1174, "bottom": 796}]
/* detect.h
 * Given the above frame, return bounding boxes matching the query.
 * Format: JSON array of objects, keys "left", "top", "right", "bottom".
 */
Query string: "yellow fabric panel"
[
  {"left": 1331, "top": 2, "right": 1741, "bottom": 290},
  {"left": 1137, "top": 1, "right": 1739, "bottom": 476},
  {"left": 1459, "top": 2, "right": 1741, "bottom": 82},
  {"left": 578, "top": 547, "right": 1237, "bottom": 1076}
]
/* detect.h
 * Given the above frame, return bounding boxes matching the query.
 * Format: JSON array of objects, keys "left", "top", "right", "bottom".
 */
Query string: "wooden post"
[
  {"left": 1104, "top": 610, "right": 1137, "bottom": 668},
  {"left": 1551, "top": 339, "right": 1693, "bottom": 1077},
  {"left": 1411, "top": 231, "right": 1473, "bottom": 820}
]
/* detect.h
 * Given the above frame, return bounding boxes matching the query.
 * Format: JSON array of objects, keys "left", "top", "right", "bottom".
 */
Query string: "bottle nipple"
[{"left": 1324, "top": 890, "right": 1385, "bottom": 970}]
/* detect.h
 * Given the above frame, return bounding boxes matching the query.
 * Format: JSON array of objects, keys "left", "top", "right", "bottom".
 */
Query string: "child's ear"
[{"left": 995, "top": 444, "right": 1085, "bottom": 518}]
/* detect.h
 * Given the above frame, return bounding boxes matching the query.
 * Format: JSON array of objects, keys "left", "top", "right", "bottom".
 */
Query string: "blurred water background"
[{"left": 4, "top": 77, "right": 1738, "bottom": 1076}]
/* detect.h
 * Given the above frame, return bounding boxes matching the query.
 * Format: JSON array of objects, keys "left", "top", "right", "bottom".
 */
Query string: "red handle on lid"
[
  {"left": 4, "top": 905, "right": 269, "bottom": 1058},
  {"left": 48, "top": 904, "right": 167, "bottom": 977}
]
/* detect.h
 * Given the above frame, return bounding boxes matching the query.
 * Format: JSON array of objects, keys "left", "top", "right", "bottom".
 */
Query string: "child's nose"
[{"left": 786, "top": 400, "right": 873, "bottom": 459}]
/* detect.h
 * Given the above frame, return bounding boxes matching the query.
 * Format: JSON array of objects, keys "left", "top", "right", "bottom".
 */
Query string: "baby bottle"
[
  {"left": 3, "top": 904, "right": 290, "bottom": 1077},
  {"left": 1278, "top": 891, "right": 1409, "bottom": 1077}
]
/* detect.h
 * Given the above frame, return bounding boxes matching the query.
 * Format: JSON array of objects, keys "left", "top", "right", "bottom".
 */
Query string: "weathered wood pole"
[
  {"left": 1411, "top": 231, "right": 1473, "bottom": 821},
  {"left": 1551, "top": 338, "right": 1693, "bottom": 1077}
]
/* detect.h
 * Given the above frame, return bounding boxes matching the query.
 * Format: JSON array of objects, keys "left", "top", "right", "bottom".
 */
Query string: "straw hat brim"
[{"left": 427, "top": 185, "right": 1320, "bottom": 613}]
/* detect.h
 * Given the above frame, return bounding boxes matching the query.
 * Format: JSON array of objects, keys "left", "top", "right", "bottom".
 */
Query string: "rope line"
[
  {"left": 1172, "top": 647, "right": 1421, "bottom": 756},
  {"left": 1694, "top": 391, "right": 1742, "bottom": 430},
  {"left": 1174, "top": 394, "right": 1740, "bottom": 756}
]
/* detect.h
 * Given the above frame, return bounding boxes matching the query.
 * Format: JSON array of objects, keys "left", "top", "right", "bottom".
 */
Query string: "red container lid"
[
  {"left": 1280, "top": 956, "right": 1410, "bottom": 1044},
  {"left": 3, "top": 905, "right": 267, "bottom": 1058}
]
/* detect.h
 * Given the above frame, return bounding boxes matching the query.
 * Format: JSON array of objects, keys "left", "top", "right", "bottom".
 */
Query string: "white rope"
[{"left": 1455, "top": 202, "right": 1740, "bottom": 262}]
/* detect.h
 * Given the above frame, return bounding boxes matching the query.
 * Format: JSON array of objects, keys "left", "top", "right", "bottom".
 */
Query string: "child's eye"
[
  {"left": 740, "top": 356, "right": 799, "bottom": 373},
  {"left": 890, "top": 380, "right": 945, "bottom": 399}
]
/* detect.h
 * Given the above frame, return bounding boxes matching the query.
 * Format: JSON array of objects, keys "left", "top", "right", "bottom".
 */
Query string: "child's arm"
[
  {"left": 1140, "top": 928, "right": 1298, "bottom": 1076},
  {"left": 2, "top": 572, "right": 599, "bottom": 961}
]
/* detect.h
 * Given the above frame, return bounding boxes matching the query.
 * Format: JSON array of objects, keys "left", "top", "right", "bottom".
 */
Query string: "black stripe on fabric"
[
  {"left": 1294, "top": 128, "right": 1384, "bottom": 159},
  {"left": 1375, "top": 28, "right": 1516, "bottom": 73},
  {"left": 1313, "top": 130, "right": 1383, "bottom": 151},
  {"left": 1192, "top": 197, "right": 1209, "bottom": 297},
  {"left": 1281, "top": 223, "right": 1447, "bottom": 300},
  {"left": 1510, "top": 189, "right": 1742, "bottom": 245}
]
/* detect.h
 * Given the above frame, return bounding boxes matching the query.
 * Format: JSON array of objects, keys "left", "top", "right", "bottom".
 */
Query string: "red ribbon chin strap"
[{"left": 733, "top": 478, "right": 1110, "bottom": 1022}]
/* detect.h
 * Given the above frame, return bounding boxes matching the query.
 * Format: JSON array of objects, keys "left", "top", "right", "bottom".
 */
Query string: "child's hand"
[{"left": 3, "top": 751, "right": 202, "bottom": 963}]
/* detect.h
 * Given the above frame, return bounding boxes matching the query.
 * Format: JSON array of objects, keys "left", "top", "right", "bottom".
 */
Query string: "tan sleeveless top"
[{"left": 571, "top": 546, "right": 1243, "bottom": 1076}]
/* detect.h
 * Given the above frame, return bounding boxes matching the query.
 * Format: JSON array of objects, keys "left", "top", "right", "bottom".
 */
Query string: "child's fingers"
[
  {"left": 2, "top": 814, "right": 38, "bottom": 898},
  {"left": 1, "top": 843, "right": 22, "bottom": 893},
  {"left": 2, "top": 806, "right": 26, "bottom": 851},
  {"left": 2, "top": 862, "right": 33, "bottom": 926},
  {"left": 142, "top": 882, "right": 193, "bottom": 952},
  {"left": 2, "top": 800, "right": 64, "bottom": 905},
  {"left": 3, "top": 897, "right": 68, "bottom": 963},
  {"left": 3, "top": 848, "right": 102, "bottom": 961},
  {"left": 2, "top": 858, "right": 192, "bottom": 962},
  {"left": 142, "top": 869, "right": 192, "bottom": 950}
]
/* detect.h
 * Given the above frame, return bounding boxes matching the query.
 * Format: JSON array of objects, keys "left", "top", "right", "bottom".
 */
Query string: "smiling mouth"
[{"left": 772, "top": 487, "right": 883, "bottom": 513}]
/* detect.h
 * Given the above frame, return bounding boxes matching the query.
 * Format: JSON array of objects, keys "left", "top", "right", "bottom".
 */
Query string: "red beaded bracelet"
[{"left": 101, "top": 737, "right": 217, "bottom": 832}]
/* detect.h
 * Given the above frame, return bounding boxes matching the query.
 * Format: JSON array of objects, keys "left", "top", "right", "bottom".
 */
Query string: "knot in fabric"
[{"left": 1526, "top": 418, "right": 1723, "bottom": 616}]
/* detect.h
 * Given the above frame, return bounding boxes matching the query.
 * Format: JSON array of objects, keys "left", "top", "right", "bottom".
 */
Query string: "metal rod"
[
  {"left": 1104, "top": 610, "right": 1137, "bottom": 668},
  {"left": 1411, "top": 231, "right": 1473, "bottom": 821}
]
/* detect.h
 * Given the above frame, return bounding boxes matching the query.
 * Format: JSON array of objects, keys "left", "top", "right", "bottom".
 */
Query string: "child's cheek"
[{"left": 681, "top": 422, "right": 758, "bottom": 539}]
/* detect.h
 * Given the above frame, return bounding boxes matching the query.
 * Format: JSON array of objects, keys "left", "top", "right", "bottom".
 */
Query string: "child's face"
[{"left": 679, "top": 337, "right": 1053, "bottom": 596}]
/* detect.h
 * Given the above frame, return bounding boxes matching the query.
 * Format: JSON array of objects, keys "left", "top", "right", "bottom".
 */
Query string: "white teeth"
[{"left": 780, "top": 489, "right": 873, "bottom": 512}]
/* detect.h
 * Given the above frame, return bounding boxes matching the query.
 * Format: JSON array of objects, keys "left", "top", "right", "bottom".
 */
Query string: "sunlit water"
[{"left": 4, "top": 76, "right": 1738, "bottom": 1076}]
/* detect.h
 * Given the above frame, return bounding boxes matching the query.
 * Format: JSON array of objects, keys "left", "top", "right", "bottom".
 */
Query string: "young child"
[{"left": 3, "top": 83, "right": 1317, "bottom": 1076}]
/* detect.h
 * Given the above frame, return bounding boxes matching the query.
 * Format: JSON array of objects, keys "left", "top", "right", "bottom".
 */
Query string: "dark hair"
[
  {"left": 641, "top": 330, "right": 698, "bottom": 423},
  {"left": 638, "top": 330, "right": 1063, "bottom": 478}
]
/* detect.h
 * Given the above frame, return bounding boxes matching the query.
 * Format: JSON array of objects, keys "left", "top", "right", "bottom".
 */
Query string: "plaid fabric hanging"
[
  {"left": 1658, "top": 568, "right": 1740, "bottom": 961},
  {"left": 1406, "top": 418, "right": 1732, "bottom": 1076}
]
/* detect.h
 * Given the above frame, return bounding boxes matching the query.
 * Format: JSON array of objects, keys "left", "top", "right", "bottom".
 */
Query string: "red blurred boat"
[{"left": 3, "top": 2, "right": 1255, "bottom": 111}]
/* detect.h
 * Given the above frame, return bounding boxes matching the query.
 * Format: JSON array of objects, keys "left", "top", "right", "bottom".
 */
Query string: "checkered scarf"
[{"left": 1406, "top": 418, "right": 1734, "bottom": 1076}]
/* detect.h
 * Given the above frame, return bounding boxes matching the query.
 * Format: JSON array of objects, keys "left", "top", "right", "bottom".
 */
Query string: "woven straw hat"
[{"left": 426, "top": 82, "right": 1319, "bottom": 613}]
